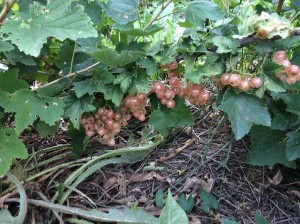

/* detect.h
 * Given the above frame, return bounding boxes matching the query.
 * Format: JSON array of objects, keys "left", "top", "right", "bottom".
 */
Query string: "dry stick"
[
  {"left": 177, "top": 30, "right": 300, "bottom": 61},
  {"left": 0, "top": 0, "right": 17, "bottom": 23},
  {"left": 158, "top": 138, "right": 195, "bottom": 162},
  {"left": 33, "top": 61, "right": 100, "bottom": 91}
]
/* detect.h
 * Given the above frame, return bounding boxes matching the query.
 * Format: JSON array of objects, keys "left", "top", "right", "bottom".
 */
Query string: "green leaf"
[
  {"left": 255, "top": 42, "right": 273, "bottom": 55},
  {"left": 272, "top": 93, "right": 300, "bottom": 116},
  {"left": 218, "top": 91, "right": 271, "bottom": 140},
  {"left": 4, "top": 49, "right": 36, "bottom": 65},
  {"left": 255, "top": 211, "right": 269, "bottom": 224},
  {"left": 73, "top": 69, "right": 115, "bottom": 98},
  {"left": 79, "top": 0, "right": 102, "bottom": 24},
  {"left": 92, "top": 47, "right": 144, "bottom": 68},
  {"left": 159, "top": 45, "right": 178, "bottom": 65},
  {"left": 185, "top": 64, "right": 223, "bottom": 84},
  {"left": 54, "top": 42, "right": 90, "bottom": 75},
  {"left": 247, "top": 126, "right": 294, "bottom": 167},
  {"left": 185, "top": 0, "right": 224, "bottom": 27},
  {"left": 0, "top": 40, "right": 14, "bottom": 52},
  {"left": 37, "top": 77, "right": 72, "bottom": 97},
  {"left": 148, "top": 110, "right": 170, "bottom": 136},
  {"left": 35, "top": 121, "right": 57, "bottom": 138},
  {"left": 67, "top": 125, "right": 88, "bottom": 159},
  {"left": 138, "top": 58, "right": 159, "bottom": 75},
  {"left": 179, "top": 194, "right": 195, "bottom": 214},
  {"left": 282, "top": 36, "right": 300, "bottom": 48},
  {"left": 0, "top": 129, "right": 28, "bottom": 176},
  {"left": 270, "top": 112, "right": 299, "bottom": 131},
  {"left": 286, "top": 130, "right": 300, "bottom": 161},
  {"left": 155, "top": 189, "right": 165, "bottom": 208},
  {"left": 159, "top": 189, "right": 189, "bottom": 224},
  {"left": 212, "top": 36, "right": 239, "bottom": 53},
  {"left": 0, "top": 209, "right": 15, "bottom": 223},
  {"left": 63, "top": 94, "right": 96, "bottom": 129},
  {"left": 104, "top": 0, "right": 139, "bottom": 25},
  {"left": 262, "top": 60, "right": 282, "bottom": 76},
  {"left": 73, "top": 78, "right": 104, "bottom": 98},
  {"left": 200, "top": 189, "right": 219, "bottom": 214},
  {"left": 149, "top": 98, "right": 194, "bottom": 137},
  {"left": 0, "top": 91, "right": 10, "bottom": 109},
  {"left": 259, "top": 73, "right": 285, "bottom": 94},
  {"left": 256, "top": 73, "right": 285, "bottom": 98},
  {"left": 5, "top": 90, "right": 65, "bottom": 134},
  {"left": 0, "top": 69, "right": 28, "bottom": 93},
  {"left": 291, "top": 47, "right": 300, "bottom": 67},
  {"left": 76, "top": 37, "right": 99, "bottom": 53},
  {"left": 128, "top": 73, "right": 151, "bottom": 95},
  {"left": 221, "top": 220, "right": 240, "bottom": 224},
  {"left": 114, "top": 73, "right": 133, "bottom": 92},
  {"left": 293, "top": 0, "right": 300, "bottom": 9},
  {"left": 103, "top": 85, "right": 124, "bottom": 107},
  {"left": 1, "top": 0, "right": 97, "bottom": 56},
  {"left": 233, "top": 1, "right": 257, "bottom": 39},
  {"left": 113, "top": 24, "right": 162, "bottom": 36}
]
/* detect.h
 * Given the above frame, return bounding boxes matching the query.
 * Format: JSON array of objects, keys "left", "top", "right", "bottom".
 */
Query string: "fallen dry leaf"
[
  {"left": 189, "top": 215, "right": 202, "bottom": 224},
  {"left": 180, "top": 176, "right": 214, "bottom": 194},
  {"left": 290, "top": 190, "right": 300, "bottom": 199},
  {"left": 138, "top": 195, "right": 148, "bottom": 203},
  {"left": 113, "top": 195, "right": 136, "bottom": 204},
  {"left": 159, "top": 139, "right": 195, "bottom": 162},
  {"left": 103, "top": 176, "right": 118, "bottom": 190},
  {"left": 268, "top": 170, "right": 283, "bottom": 185},
  {"left": 130, "top": 171, "right": 166, "bottom": 183}
]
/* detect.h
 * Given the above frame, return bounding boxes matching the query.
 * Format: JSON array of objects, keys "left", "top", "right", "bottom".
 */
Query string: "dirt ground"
[{"left": 3, "top": 109, "right": 300, "bottom": 224}]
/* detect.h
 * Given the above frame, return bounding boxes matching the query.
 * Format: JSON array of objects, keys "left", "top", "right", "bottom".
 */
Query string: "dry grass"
[{"left": 2, "top": 108, "right": 300, "bottom": 223}]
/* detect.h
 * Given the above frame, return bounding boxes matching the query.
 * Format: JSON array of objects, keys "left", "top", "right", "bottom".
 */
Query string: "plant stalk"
[{"left": 0, "top": 0, "right": 17, "bottom": 23}]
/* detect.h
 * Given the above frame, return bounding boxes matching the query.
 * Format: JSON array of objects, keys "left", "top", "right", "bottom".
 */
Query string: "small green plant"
[{"left": 179, "top": 193, "right": 195, "bottom": 214}]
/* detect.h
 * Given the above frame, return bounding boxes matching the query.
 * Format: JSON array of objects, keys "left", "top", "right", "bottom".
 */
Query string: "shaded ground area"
[{"left": 2, "top": 109, "right": 300, "bottom": 223}]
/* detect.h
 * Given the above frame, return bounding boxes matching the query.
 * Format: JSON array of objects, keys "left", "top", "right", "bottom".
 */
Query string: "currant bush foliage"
[{"left": 1, "top": 0, "right": 300, "bottom": 175}]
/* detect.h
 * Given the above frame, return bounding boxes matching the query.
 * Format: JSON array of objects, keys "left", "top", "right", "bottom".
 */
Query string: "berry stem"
[{"left": 276, "top": 0, "right": 285, "bottom": 14}]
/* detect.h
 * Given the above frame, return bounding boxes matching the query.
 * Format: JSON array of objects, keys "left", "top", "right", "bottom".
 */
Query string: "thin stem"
[
  {"left": 144, "top": 0, "right": 173, "bottom": 30},
  {"left": 276, "top": 0, "right": 285, "bottom": 14},
  {"left": 229, "top": 54, "right": 239, "bottom": 73},
  {"left": 0, "top": 0, "right": 17, "bottom": 24},
  {"left": 33, "top": 62, "right": 100, "bottom": 92},
  {"left": 68, "top": 42, "right": 77, "bottom": 74},
  {"left": 291, "top": 11, "right": 300, "bottom": 22}
]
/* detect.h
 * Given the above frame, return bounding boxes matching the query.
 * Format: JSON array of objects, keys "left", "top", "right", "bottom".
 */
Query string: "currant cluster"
[
  {"left": 80, "top": 60, "right": 212, "bottom": 146},
  {"left": 218, "top": 73, "right": 263, "bottom": 91},
  {"left": 122, "top": 93, "right": 148, "bottom": 121},
  {"left": 81, "top": 108, "right": 123, "bottom": 146},
  {"left": 151, "top": 81, "right": 176, "bottom": 108},
  {"left": 153, "top": 60, "right": 211, "bottom": 106},
  {"left": 160, "top": 61, "right": 179, "bottom": 70},
  {"left": 274, "top": 51, "right": 300, "bottom": 85}
]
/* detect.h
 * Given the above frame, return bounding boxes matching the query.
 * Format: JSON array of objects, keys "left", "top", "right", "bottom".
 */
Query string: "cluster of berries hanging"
[
  {"left": 274, "top": 51, "right": 300, "bottom": 85},
  {"left": 217, "top": 73, "right": 263, "bottom": 91},
  {"left": 121, "top": 93, "right": 148, "bottom": 122},
  {"left": 155, "top": 61, "right": 210, "bottom": 106},
  {"left": 80, "top": 108, "right": 124, "bottom": 146},
  {"left": 80, "top": 61, "right": 211, "bottom": 146}
]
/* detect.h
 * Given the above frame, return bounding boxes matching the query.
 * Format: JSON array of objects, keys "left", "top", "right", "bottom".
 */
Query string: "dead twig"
[{"left": 158, "top": 139, "right": 195, "bottom": 162}]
